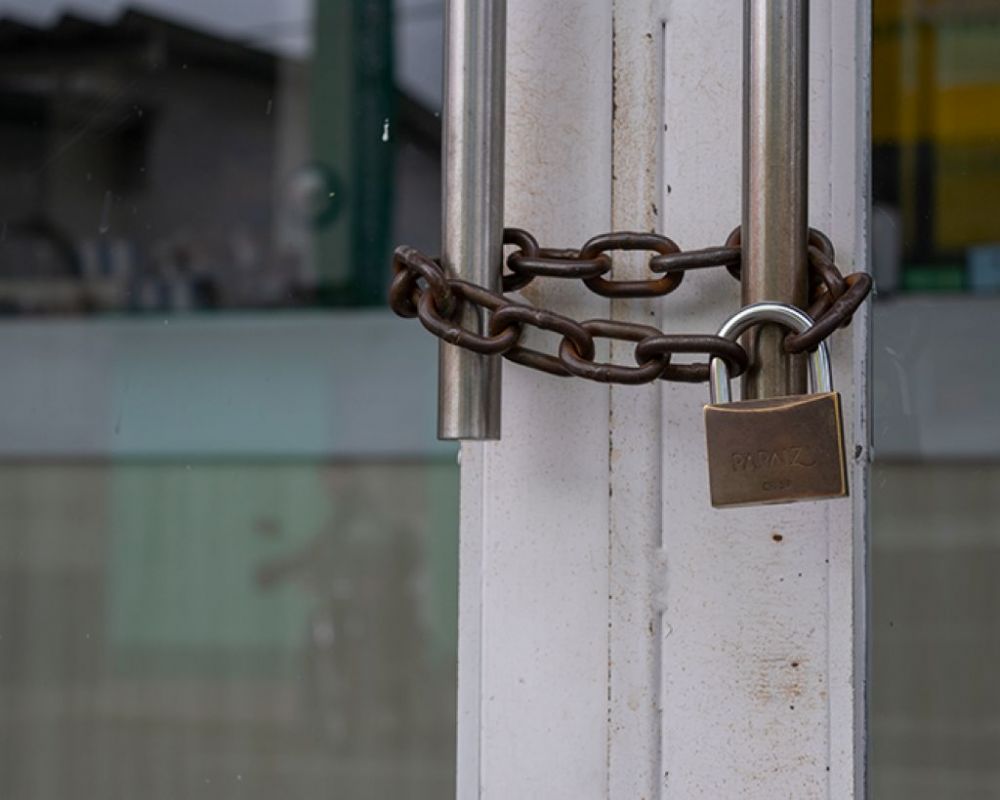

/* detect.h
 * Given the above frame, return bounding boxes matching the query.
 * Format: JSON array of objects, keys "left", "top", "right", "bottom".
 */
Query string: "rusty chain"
[{"left": 388, "top": 227, "right": 872, "bottom": 386}]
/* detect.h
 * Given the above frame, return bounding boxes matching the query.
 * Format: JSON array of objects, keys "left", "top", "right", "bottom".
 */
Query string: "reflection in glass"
[
  {"left": 0, "top": 462, "right": 458, "bottom": 798},
  {"left": 0, "top": 1, "right": 440, "bottom": 313},
  {"left": 872, "top": 1, "right": 1000, "bottom": 797},
  {"left": 0, "top": 1, "right": 456, "bottom": 798},
  {"left": 873, "top": 0, "right": 1000, "bottom": 294}
]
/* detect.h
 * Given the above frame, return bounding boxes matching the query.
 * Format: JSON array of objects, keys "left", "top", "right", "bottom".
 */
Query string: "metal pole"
[
  {"left": 742, "top": 0, "right": 809, "bottom": 399},
  {"left": 438, "top": 0, "right": 506, "bottom": 440}
]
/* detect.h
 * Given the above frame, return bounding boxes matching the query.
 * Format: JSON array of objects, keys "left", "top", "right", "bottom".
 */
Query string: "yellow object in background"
[{"left": 873, "top": 2, "right": 1000, "bottom": 255}]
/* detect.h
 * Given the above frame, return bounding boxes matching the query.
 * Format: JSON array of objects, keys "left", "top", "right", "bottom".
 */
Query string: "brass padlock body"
[{"left": 704, "top": 391, "right": 847, "bottom": 508}]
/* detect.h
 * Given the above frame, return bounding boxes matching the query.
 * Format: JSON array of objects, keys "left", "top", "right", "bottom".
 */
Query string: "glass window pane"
[
  {"left": 0, "top": 2, "right": 456, "bottom": 797},
  {"left": 0, "top": 0, "right": 442, "bottom": 312},
  {"left": 873, "top": 1, "right": 1000, "bottom": 796}
]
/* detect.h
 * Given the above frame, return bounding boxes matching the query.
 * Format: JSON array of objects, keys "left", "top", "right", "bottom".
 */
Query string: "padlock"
[{"left": 704, "top": 302, "right": 848, "bottom": 508}]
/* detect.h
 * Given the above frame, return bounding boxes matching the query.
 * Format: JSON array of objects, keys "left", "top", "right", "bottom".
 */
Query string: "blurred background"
[
  {"left": 871, "top": 1, "right": 1000, "bottom": 797},
  {"left": 0, "top": 0, "right": 443, "bottom": 313},
  {"left": 0, "top": 0, "right": 997, "bottom": 797},
  {"left": 0, "top": 1, "right": 457, "bottom": 798}
]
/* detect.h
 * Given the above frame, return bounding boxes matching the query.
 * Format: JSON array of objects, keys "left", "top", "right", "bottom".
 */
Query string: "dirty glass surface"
[
  {"left": 871, "top": 1, "right": 1000, "bottom": 797},
  {"left": 0, "top": 1, "right": 456, "bottom": 798},
  {"left": 0, "top": 0, "right": 441, "bottom": 313}
]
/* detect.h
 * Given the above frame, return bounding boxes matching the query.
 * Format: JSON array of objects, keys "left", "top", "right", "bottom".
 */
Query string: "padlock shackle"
[{"left": 710, "top": 302, "right": 832, "bottom": 404}]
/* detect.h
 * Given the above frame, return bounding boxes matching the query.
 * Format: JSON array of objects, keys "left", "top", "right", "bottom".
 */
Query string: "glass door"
[
  {"left": 0, "top": 2, "right": 457, "bottom": 797},
  {"left": 872, "top": 1, "right": 1000, "bottom": 796}
]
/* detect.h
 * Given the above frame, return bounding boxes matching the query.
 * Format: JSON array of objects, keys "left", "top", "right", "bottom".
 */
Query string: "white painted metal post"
[{"left": 457, "top": 1, "right": 870, "bottom": 797}]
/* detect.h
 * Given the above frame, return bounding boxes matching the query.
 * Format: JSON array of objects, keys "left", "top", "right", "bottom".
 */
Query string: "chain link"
[{"left": 388, "top": 227, "right": 871, "bottom": 386}]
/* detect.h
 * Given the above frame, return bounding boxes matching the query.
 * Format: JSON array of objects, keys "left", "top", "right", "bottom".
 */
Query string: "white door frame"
[{"left": 457, "top": 1, "right": 870, "bottom": 797}]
